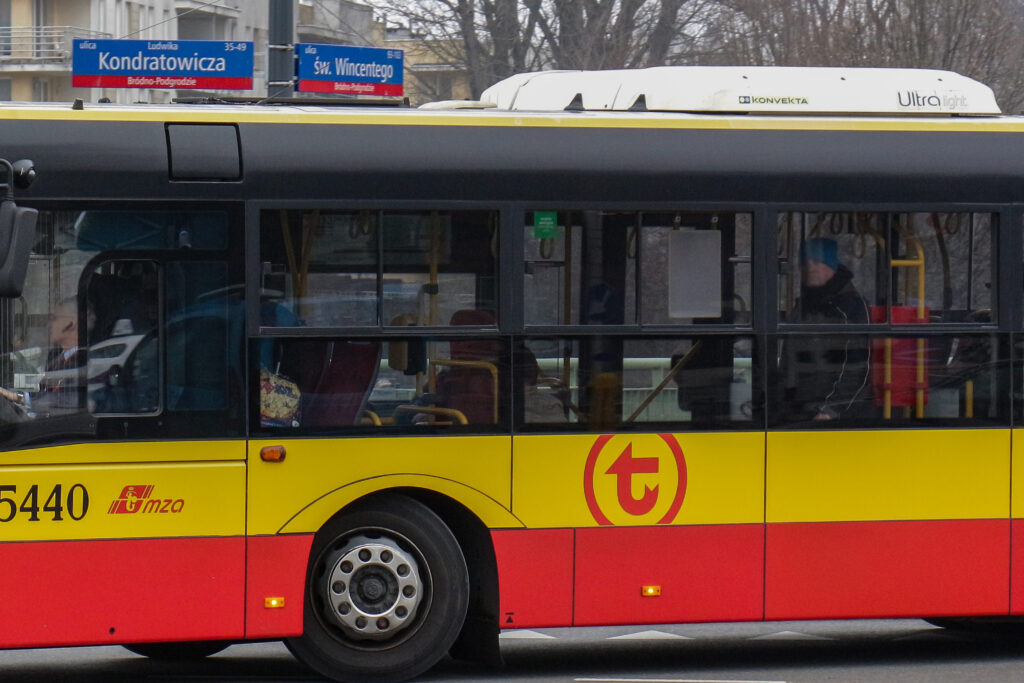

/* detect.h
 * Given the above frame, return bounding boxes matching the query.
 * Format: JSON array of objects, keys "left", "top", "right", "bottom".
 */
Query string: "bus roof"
[{"left": 478, "top": 66, "right": 1002, "bottom": 116}]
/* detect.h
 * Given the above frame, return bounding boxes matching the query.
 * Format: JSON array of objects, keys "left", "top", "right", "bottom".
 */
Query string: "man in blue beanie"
[
  {"left": 800, "top": 237, "right": 839, "bottom": 286},
  {"left": 786, "top": 237, "right": 872, "bottom": 421}
]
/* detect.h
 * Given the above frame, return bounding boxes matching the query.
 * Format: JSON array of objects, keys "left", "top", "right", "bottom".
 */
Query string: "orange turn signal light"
[
  {"left": 641, "top": 585, "right": 661, "bottom": 597},
  {"left": 264, "top": 597, "right": 286, "bottom": 609},
  {"left": 260, "top": 445, "right": 286, "bottom": 462}
]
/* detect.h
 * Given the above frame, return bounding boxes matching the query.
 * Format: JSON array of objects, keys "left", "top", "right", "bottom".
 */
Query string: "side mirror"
[{"left": 0, "top": 159, "right": 37, "bottom": 298}]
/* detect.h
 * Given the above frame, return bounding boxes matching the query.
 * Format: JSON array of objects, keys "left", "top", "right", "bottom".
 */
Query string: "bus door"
[
  {"left": 0, "top": 208, "right": 247, "bottom": 649},
  {"left": 767, "top": 211, "right": 1010, "bottom": 620},
  {"left": 499, "top": 210, "right": 765, "bottom": 629}
]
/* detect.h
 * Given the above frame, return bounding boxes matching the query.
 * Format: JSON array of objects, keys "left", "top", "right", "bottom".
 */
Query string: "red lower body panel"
[
  {"left": 574, "top": 524, "right": 764, "bottom": 626},
  {"left": 1008, "top": 519, "right": 1024, "bottom": 613},
  {"left": 245, "top": 534, "right": 314, "bottom": 638},
  {"left": 766, "top": 519, "right": 1009, "bottom": 620},
  {"left": 492, "top": 528, "right": 574, "bottom": 629},
  {"left": 0, "top": 537, "right": 245, "bottom": 649},
  {"left": 493, "top": 524, "right": 764, "bottom": 628}
]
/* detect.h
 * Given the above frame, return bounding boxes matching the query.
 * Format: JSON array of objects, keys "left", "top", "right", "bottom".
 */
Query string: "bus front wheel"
[{"left": 286, "top": 494, "right": 470, "bottom": 683}]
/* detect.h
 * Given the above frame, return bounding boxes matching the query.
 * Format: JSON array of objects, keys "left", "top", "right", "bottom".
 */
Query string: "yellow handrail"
[{"left": 889, "top": 234, "right": 927, "bottom": 418}]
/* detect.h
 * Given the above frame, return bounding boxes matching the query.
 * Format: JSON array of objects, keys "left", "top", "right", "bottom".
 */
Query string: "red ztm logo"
[
  {"left": 606, "top": 443, "right": 660, "bottom": 515},
  {"left": 584, "top": 434, "right": 687, "bottom": 526},
  {"left": 108, "top": 485, "right": 185, "bottom": 515}
]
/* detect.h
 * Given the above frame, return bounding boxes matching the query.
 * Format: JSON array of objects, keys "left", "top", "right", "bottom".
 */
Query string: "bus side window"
[{"left": 520, "top": 336, "right": 757, "bottom": 431}]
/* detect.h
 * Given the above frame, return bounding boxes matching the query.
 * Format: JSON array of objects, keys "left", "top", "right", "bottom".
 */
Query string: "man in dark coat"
[
  {"left": 785, "top": 238, "right": 873, "bottom": 421},
  {"left": 46, "top": 301, "right": 85, "bottom": 371}
]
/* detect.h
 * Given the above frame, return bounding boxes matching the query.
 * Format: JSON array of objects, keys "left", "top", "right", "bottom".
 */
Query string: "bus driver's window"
[{"left": 87, "top": 261, "right": 160, "bottom": 415}]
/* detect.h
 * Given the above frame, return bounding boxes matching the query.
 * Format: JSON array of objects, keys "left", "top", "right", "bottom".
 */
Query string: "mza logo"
[
  {"left": 108, "top": 485, "right": 185, "bottom": 514},
  {"left": 583, "top": 434, "right": 686, "bottom": 526}
]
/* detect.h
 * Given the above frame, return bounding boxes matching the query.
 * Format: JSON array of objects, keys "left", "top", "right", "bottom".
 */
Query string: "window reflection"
[
  {"left": 255, "top": 334, "right": 758, "bottom": 433},
  {"left": 778, "top": 212, "right": 995, "bottom": 325},
  {"left": 256, "top": 335, "right": 508, "bottom": 433},
  {"left": 524, "top": 211, "right": 752, "bottom": 327},
  {"left": 0, "top": 209, "right": 240, "bottom": 444},
  {"left": 520, "top": 336, "right": 756, "bottom": 431},
  {"left": 771, "top": 333, "right": 1006, "bottom": 427},
  {"left": 259, "top": 210, "right": 498, "bottom": 328}
]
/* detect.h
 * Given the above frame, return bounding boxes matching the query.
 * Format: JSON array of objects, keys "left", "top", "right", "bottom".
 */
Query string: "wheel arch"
[
  {"left": 399, "top": 487, "right": 503, "bottom": 666},
  {"left": 277, "top": 473, "right": 522, "bottom": 535}
]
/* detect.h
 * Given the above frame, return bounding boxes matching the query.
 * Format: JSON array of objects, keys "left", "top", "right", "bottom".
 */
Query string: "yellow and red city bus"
[{"left": 0, "top": 66, "right": 1022, "bottom": 682}]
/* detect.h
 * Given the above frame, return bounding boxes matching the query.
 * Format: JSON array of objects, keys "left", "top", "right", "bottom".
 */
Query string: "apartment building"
[
  {"left": 0, "top": 0, "right": 380, "bottom": 103},
  {"left": 381, "top": 24, "right": 470, "bottom": 105}
]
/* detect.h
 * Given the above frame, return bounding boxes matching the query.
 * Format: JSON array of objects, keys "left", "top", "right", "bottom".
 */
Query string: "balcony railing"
[{"left": 0, "top": 26, "right": 112, "bottom": 64}]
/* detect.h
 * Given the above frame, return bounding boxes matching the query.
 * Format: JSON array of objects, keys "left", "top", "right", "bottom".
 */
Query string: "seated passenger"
[{"left": 785, "top": 238, "right": 873, "bottom": 421}]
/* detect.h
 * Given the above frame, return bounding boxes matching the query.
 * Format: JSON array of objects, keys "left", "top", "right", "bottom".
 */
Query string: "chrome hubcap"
[{"left": 323, "top": 534, "right": 422, "bottom": 640}]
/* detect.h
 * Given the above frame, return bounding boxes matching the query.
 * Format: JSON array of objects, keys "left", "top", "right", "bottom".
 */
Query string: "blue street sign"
[
  {"left": 295, "top": 43, "right": 403, "bottom": 96},
  {"left": 73, "top": 39, "right": 253, "bottom": 90}
]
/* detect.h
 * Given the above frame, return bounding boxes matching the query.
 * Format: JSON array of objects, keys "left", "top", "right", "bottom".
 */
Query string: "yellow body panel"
[
  {"left": 247, "top": 436, "right": 518, "bottom": 535},
  {"left": 767, "top": 429, "right": 1010, "bottom": 523},
  {"left": 513, "top": 432, "right": 764, "bottom": 528},
  {"left": 2, "top": 426, "right": 1009, "bottom": 542},
  {"left": 0, "top": 461, "right": 245, "bottom": 541},
  {"left": 1010, "top": 429, "right": 1024, "bottom": 519},
  {"left": 2, "top": 440, "right": 246, "bottom": 466}
]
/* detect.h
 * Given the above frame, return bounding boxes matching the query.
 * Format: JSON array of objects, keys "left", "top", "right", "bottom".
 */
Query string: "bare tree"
[
  {"left": 373, "top": 0, "right": 711, "bottom": 97},
  {"left": 527, "top": 0, "right": 707, "bottom": 69},
  {"left": 700, "top": 0, "right": 1024, "bottom": 111},
  {"left": 377, "top": 0, "right": 1024, "bottom": 110},
  {"left": 373, "top": 0, "right": 543, "bottom": 97}
]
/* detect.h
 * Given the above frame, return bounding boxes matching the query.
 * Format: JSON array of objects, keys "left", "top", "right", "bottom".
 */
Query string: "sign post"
[
  {"left": 72, "top": 39, "right": 254, "bottom": 90},
  {"left": 295, "top": 43, "right": 403, "bottom": 96}
]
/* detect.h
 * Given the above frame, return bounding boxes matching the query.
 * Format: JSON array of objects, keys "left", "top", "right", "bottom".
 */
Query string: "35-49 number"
[{"left": 0, "top": 484, "right": 89, "bottom": 522}]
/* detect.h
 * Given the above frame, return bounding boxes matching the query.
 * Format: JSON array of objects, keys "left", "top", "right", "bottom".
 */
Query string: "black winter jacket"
[{"left": 784, "top": 266, "right": 874, "bottom": 420}]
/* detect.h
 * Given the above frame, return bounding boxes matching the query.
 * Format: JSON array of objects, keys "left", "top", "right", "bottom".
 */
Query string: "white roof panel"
[{"left": 479, "top": 66, "right": 1001, "bottom": 116}]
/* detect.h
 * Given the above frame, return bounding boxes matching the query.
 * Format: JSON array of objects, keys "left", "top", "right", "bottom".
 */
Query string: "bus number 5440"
[{"left": 0, "top": 484, "right": 89, "bottom": 522}]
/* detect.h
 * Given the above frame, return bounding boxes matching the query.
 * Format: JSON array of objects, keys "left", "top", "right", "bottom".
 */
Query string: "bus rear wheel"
[{"left": 286, "top": 494, "right": 469, "bottom": 683}]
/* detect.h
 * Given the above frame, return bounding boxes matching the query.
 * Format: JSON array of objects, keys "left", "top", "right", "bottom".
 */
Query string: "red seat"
[
  {"left": 435, "top": 310, "right": 499, "bottom": 425},
  {"left": 284, "top": 340, "right": 381, "bottom": 427}
]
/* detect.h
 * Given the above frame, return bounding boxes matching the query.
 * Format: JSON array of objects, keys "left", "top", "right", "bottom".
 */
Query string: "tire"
[
  {"left": 924, "top": 616, "right": 1024, "bottom": 637},
  {"left": 923, "top": 617, "right": 971, "bottom": 630},
  {"left": 122, "top": 640, "right": 230, "bottom": 659},
  {"left": 286, "top": 494, "right": 470, "bottom": 683}
]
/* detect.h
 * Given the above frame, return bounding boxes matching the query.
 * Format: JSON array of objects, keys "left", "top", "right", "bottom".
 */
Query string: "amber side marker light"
[
  {"left": 264, "top": 597, "right": 286, "bottom": 609},
  {"left": 260, "top": 445, "right": 286, "bottom": 462},
  {"left": 642, "top": 585, "right": 661, "bottom": 597}
]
